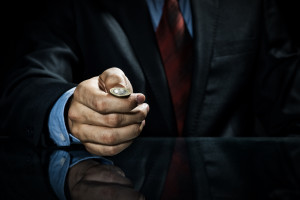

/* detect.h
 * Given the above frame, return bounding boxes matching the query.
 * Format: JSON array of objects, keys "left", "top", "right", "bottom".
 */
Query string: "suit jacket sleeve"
[{"left": 0, "top": 0, "right": 79, "bottom": 146}]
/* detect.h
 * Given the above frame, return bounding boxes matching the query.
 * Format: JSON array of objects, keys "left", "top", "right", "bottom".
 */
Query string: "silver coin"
[{"left": 109, "top": 87, "right": 131, "bottom": 97}]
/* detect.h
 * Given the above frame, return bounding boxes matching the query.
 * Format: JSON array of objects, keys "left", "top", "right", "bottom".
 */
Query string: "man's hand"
[
  {"left": 67, "top": 159, "right": 145, "bottom": 200},
  {"left": 67, "top": 67, "right": 149, "bottom": 156}
]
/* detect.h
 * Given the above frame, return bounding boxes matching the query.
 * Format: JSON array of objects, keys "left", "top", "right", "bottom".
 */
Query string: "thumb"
[{"left": 98, "top": 67, "right": 133, "bottom": 93}]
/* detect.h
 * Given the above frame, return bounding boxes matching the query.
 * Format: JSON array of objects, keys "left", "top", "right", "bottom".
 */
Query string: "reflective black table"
[{"left": 1, "top": 137, "right": 300, "bottom": 200}]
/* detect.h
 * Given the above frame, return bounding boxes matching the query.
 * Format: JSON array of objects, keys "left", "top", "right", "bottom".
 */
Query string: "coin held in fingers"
[{"left": 109, "top": 87, "right": 131, "bottom": 97}]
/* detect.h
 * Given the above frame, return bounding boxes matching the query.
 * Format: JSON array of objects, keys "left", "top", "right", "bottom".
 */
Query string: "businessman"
[{"left": 0, "top": 0, "right": 299, "bottom": 156}]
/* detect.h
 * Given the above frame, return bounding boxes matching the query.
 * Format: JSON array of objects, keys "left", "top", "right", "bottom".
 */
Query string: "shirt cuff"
[
  {"left": 48, "top": 87, "right": 76, "bottom": 146},
  {"left": 48, "top": 150, "right": 113, "bottom": 200}
]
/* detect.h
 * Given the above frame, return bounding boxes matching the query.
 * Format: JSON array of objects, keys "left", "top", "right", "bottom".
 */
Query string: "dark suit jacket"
[{"left": 0, "top": 0, "right": 299, "bottom": 145}]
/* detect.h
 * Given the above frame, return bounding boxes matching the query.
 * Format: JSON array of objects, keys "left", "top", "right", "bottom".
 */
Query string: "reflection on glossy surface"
[
  {"left": 0, "top": 139, "right": 57, "bottom": 199},
  {"left": 1, "top": 137, "right": 300, "bottom": 200},
  {"left": 187, "top": 138, "right": 300, "bottom": 200},
  {"left": 67, "top": 159, "right": 144, "bottom": 200}
]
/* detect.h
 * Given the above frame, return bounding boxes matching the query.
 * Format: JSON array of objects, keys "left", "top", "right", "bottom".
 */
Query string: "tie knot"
[
  {"left": 165, "top": 0, "right": 179, "bottom": 5},
  {"left": 164, "top": 0, "right": 180, "bottom": 12}
]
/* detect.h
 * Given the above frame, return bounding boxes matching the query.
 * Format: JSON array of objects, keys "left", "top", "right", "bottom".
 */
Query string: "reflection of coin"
[{"left": 109, "top": 87, "right": 131, "bottom": 97}]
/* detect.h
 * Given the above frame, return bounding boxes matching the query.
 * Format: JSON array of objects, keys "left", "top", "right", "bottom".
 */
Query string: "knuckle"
[
  {"left": 68, "top": 108, "right": 79, "bottom": 122},
  {"left": 75, "top": 82, "right": 85, "bottom": 94},
  {"left": 94, "top": 99, "right": 108, "bottom": 113},
  {"left": 70, "top": 124, "right": 80, "bottom": 138},
  {"left": 127, "top": 96, "right": 138, "bottom": 109},
  {"left": 101, "top": 132, "right": 117, "bottom": 145},
  {"left": 74, "top": 79, "right": 91, "bottom": 98},
  {"left": 106, "top": 114, "right": 122, "bottom": 127}
]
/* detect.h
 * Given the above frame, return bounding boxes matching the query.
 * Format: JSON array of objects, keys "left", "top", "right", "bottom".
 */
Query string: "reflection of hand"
[
  {"left": 67, "top": 67, "right": 149, "bottom": 156},
  {"left": 67, "top": 159, "right": 145, "bottom": 200}
]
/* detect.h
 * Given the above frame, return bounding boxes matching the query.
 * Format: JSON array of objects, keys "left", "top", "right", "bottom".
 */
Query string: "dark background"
[
  {"left": 0, "top": 0, "right": 299, "bottom": 83},
  {"left": 0, "top": 1, "right": 47, "bottom": 84}
]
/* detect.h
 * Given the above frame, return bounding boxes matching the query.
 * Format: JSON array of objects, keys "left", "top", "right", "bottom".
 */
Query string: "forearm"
[{"left": 0, "top": 74, "right": 76, "bottom": 145}]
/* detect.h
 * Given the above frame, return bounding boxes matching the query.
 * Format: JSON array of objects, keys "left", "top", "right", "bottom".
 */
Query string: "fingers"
[
  {"left": 84, "top": 141, "right": 133, "bottom": 156},
  {"left": 83, "top": 165, "right": 129, "bottom": 185},
  {"left": 71, "top": 121, "right": 145, "bottom": 146},
  {"left": 74, "top": 77, "right": 145, "bottom": 114},
  {"left": 68, "top": 160, "right": 128, "bottom": 190},
  {"left": 70, "top": 121, "right": 145, "bottom": 156},
  {"left": 70, "top": 182, "right": 144, "bottom": 200},
  {"left": 70, "top": 161, "right": 130, "bottom": 186},
  {"left": 67, "top": 159, "right": 144, "bottom": 200},
  {"left": 71, "top": 121, "right": 145, "bottom": 156},
  {"left": 68, "top": 101, "right": 149, "bottom": 128}
]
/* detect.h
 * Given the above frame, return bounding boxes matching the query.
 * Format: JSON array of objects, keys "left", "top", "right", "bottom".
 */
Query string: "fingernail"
[{"left": 136, "top": 94, "right": 145, "bottom": 104}]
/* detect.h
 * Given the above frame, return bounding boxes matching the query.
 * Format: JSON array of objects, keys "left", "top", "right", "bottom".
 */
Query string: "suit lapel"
[
  {"left": 110, "top": 0, "right": 177, "bottom": 135},
  {"left": 185, "top": 0, "right": 220, "bottom": 136}
]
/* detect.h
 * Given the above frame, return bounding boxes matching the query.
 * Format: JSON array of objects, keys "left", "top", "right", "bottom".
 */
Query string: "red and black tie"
[
  {"left": 155, "top": 0, "right": 194, "bottom": 199},
  {"left": 155, "top": 0, "right": 193, "bottom": 136}
]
